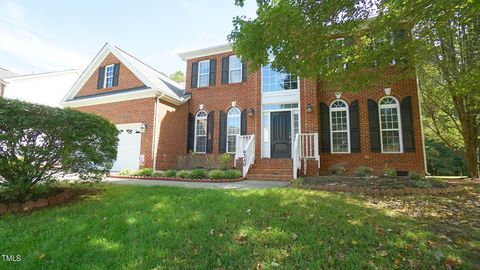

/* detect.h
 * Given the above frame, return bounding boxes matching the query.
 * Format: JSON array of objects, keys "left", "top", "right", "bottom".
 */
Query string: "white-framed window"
[
  {"left": 261, "top": 63, "right": 298, "bottom": 92},
  {"left": 229, "top": 55, "right": 242, "bottom": 83},
  {"left": 330, "top": 100, "right": 350, "bottom": 153},
  {"left": 198, "top": 60, "right": 210, "bottom": 88},
  {"left": 226, "top": 107, "right": 241, "bottom": 153},
  {"left": 379, "top": 96, "right": 402, "bottom": 153},
  {"left": 194, "top": 110, "right": 208, "bottom": 153},
  {"left": 104, "top": 64, "right": 114, "bottom": 88}
]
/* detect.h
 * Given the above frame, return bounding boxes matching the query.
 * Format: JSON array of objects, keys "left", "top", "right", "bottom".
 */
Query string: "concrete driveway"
[{"left": 105, "top": 178, "right": 290, "bottom": 189}]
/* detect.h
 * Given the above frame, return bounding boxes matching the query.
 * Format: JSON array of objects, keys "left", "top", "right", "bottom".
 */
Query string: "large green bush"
[{"left": 0, "top": 98, "right": 118, "bottom": 201}]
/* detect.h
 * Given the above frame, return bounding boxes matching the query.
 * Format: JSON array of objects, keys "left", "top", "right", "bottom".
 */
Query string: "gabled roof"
[
  {"left": 61, "top": 43, "right": 188, "bottom": 107},
  {"left": 178, "top": 44, "right": 232, "bottom": 61},
  {"left": 0, "top": 68, "right": 17, "bottom": 83}
]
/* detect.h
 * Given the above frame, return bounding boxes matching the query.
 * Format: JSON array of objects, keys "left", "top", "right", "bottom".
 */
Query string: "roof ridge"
[{"left": 113, "top": 46, "right": 183, "bottom": 88}]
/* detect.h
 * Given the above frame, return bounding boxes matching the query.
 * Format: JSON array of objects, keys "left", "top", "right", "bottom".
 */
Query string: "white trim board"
[{"left": 61, "top": 43, "right": 187, "bottom": 107}]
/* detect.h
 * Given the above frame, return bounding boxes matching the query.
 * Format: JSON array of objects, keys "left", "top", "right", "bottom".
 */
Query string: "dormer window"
[
  {"left": 104, "top": 64, "right": 114, "bottom": 88},
  {"left": 198, "top": 60, "right": 210, "bottom": 88}
]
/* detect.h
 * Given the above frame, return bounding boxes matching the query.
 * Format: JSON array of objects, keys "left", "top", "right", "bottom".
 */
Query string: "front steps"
[{"left": 246, "top": 159, "right": 293, "bottom": 181}]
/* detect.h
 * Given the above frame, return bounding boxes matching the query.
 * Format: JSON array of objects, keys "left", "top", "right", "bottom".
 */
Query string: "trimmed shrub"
[
  {"left": 152, "top": 171, "right": 164, "bottom": 177},
  {"left": 219, "top": 153, "right": 232, "bottom": 170},
  {"left": 164, "top": 170, "right": 177, "bottom": 177},
  {"left": 224, "top": 169, "right": 242, "bottom": 179},
  {"left": 209, "top": 169, "right": 224, "bottom": 179},
  {"left": 119, "top": 169, "right": 133, "bottom": 176},
  {"left": 384, "top": 167, "right": 397, "bottom": 178},
  {"left": 356, "top": 166, "right": 374, "bottom": 177},
  {"left": 133, "top": 168, "right": 154, "bottom": 176},
  {"left": 0, "top": 98, "right": 118, "bottom": 201},
  {"left": 189, "top": 169, "right": 207, "bottom": 179},
  {"left": 415, "top": 180, "right": 432, "bottom": 189},
  {"left": 408, "top": 171, "right": 422, "bottom": 180},
  {"left": 176, "top": 170, "right": 191, "bottom": 178}
]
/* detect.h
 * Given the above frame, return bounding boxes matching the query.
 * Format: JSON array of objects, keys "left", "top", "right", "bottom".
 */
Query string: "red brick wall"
[
  {"left": 316, "top": 78, "right": 426, "bottom": 175},
  {"left": 74, "top": 98, "right": 156, "bottom": 168},
  {"left": 184, "top": 51, "right": 261, "bottom": 161},
  {"left": 155, "top": 100, "right": 188, "bottom": 170},
  {"left": 75, "top": 53, "right": 145, "bottom": 98}
]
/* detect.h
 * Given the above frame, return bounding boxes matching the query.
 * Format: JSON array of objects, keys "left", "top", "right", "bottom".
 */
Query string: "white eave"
[
  {"left": 178, "top": 44, "right": 233, "bottom": 61},
  {"left": 61, "top": 43, "right": 188, "bottom": 107}
]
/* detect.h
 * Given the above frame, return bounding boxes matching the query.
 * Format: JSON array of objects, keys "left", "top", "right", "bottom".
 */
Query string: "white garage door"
[{"left": 111, "top": 123, "right": 142, "bottom": 172}]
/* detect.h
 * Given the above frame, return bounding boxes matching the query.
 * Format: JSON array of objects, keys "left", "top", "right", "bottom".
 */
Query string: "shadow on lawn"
[{"left": 0, "top": 184, "right": 474, "bottom": 269}]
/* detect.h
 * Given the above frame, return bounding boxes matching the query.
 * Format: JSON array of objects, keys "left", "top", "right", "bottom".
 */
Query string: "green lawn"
[{"left": 0, "top": 184, "right": 476, "bottom": 269}]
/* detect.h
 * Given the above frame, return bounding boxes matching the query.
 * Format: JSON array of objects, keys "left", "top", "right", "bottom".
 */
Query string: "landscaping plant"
[
  {"left": 384, "top": 167, "right": 397, "bottom": 178},
  {"left": 209, "top": 169, "right": 225, "bottom": 179},
  {"left": 356, "top": 166, "right": 374, "bottom": 177},
  {"left": 224, "top": 169, "right": 242, "bottom": 179},
  {"left": 133, "top": 168, "right": 154, "bottom": 177},
  {"left": 0, "top": 98, "right": 118, "bottom": 201},
  {"left": 164, "top": 170, "right": 177, "bottom": 177},
  {"left": 176, "top": 170, "right": 191, "bottom": 179},
  {"left": 218, "top": 153, "right": 232, "bottom": 170},
  {"left": 189, "top": 169, "right": 207, "bottom": 179}
]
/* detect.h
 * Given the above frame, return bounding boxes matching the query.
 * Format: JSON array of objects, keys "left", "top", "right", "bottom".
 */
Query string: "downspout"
[{"left": 152, "top": 92, "right": 164, "bottom": 170}]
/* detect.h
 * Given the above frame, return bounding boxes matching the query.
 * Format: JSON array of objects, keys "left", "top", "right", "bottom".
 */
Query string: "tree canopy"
[{"left": 229, "top": 0, "right": 479, "bottom": 177}]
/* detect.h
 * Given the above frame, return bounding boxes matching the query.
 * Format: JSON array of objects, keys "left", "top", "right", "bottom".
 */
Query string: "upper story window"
[
  {"left": 379, "top": 97, "right": 402, "bottom": 153},
  {"left": 104, "top": 64, "right": 115, "bottom": 88},
  {"left": 229, "top": 55, "right": 242, "bottom": 83},
  {"left": 330, "top": 100, "right": 350, "bottom": 153},
  {"left": 261, "top": 63, "right": 298, "bottom": 92},
  {"left": 227, "top": 107, "right": 241, "bottom": 153},
  {"left": 198, "top": 60, "right": 210, "bottom": 88}
]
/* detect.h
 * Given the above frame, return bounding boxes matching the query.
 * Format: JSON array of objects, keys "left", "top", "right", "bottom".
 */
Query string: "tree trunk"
[{"left": 464, "top": 126, "right": 479, "bottom": 178}]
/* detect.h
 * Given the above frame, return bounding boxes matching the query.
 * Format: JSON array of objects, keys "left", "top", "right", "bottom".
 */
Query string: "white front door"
[{"left": 111, "top": 123, "right": 142, "bottom": 171}]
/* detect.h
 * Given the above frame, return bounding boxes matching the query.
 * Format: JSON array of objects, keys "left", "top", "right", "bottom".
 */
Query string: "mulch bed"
[
  {"left": 0, "top": 187, "right": 100, "bottom": 215},
  {"left": 109, "top": 175, "right": 245, "bottom": 183},
  {"left": 298, "top": 176, "right": 479, "bottom": 196},
  {"left": 304, "top": 175, "right": 448, "bottom": 189}
]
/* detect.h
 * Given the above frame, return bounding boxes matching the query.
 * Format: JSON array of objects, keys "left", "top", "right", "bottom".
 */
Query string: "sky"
[{"left": 0, "top": 0, "right": 257, "bottom": 76}]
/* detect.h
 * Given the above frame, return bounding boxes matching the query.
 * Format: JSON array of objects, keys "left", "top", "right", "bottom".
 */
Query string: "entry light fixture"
[
  {"left": 306, "top": 103, "right": 313, "bottom": 113},
  {"left": 140, "top": 122, "right": 147, "bottom": 134},
  {"left": 384, "top": 87, "right": 392, "bottom": 95},
  {"left": 247, "top": 108, "right": 255, "bottom": 118}
]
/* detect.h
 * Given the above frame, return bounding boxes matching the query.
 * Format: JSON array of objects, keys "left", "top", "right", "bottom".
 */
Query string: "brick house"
[{"left": 61, "top": 43, "right": 426, "bottom": 180}]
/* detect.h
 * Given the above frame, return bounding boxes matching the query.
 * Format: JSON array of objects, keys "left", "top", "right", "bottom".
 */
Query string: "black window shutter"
[
  {"left": 209, "top": 60, "right": 216, "bottom": 86},
  {"left": 319, "top": 103, "right": 330, "bottom": 152},
  {"left": 241, "top": 109, "right": 247, "bottom": 135},
  {"left": 187, "top": 113, "right": 195, "bottom": 153},
  {"left": 191, "top": 62, "right": 198, "bottom": 88},
  {"left": 112, "top": 64, "right": 120, "bottom": 87},
  {"left": 221, "top": 56, "right": 229, "bottom": 84},
  {"left": 349, "top": 100, "right": 361, "bottom": 152},
  {"left": 219, "top": 111, "right": 227, "bottom": 153},
  {"left": 97, "top": 66, "right": 105, "bottom": 89},
  {"left": 401, "top": 96, "right": 415, "bottom": 152},
  {"left": 206, "top": 111, "right": 214, "bottom": 153},
  {"left": 242, "top": 61, "right": 247, "bottom": 82},
  {"left": 368, "top": 99, "right": 381, "bottom": 152}
]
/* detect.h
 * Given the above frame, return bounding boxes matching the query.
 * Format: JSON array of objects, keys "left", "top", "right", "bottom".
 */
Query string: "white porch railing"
[
  {"left": 235, "top": 135, "right": 255, "bottom": 177},
  {"left": 292, "top": 133, "right": 320, "bottom": 178}
]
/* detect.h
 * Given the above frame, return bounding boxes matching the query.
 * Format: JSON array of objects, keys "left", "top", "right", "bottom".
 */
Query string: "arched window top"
[
  {"left": 228, "top": 107, "right": 241, "bottom": 116},
  {"left": 330, "top": 100, "right": 348, "bottom": 110},
  {"left": 196, "top": 110, "right": 207, "bottom": 118},
  {"left": 379, "top": 97, "right": 399, "bottom": 106}
]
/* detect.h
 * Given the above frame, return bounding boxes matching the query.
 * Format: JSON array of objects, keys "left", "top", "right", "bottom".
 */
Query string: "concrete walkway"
[{"left": 105, "top": 178, "right": 290, "bottom": 189}]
